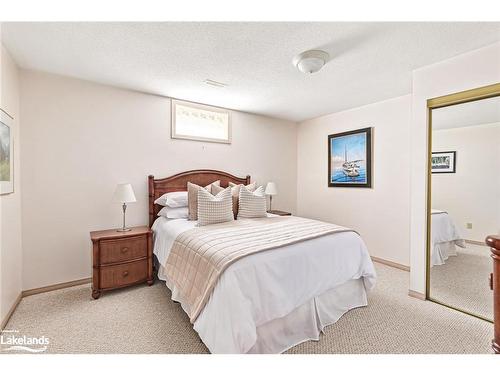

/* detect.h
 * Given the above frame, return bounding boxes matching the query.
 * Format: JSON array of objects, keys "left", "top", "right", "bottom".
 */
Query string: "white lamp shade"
[
  {"left": 265, "top": 182, "right": 278, "bottom": 196},
  {"left": 113, "top": 183, "right": 137, "bottom": 203}
]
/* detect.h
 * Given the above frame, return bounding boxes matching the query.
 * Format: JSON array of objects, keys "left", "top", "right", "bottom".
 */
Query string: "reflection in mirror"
[{"left": 429, "top": 95, "right": 500, "bottom": 321}]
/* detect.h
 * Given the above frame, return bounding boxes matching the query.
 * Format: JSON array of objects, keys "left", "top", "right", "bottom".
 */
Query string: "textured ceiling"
[
  {"left": 433, "top": 96, "right": 500, "bottom": 130},
  {"left": 2, "top": 22, "right": 500, "bottom": 122}
]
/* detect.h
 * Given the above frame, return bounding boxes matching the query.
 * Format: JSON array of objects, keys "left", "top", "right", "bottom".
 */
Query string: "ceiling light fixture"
[
  {"left": 204, "top": 79, "right": 228, "bottom": 88},
  {"left": 292, "top": 50, "right": 330, "bottom": 74}
]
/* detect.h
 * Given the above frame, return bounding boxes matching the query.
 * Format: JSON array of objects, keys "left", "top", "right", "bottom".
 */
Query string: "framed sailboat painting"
[{"left": 328, "top": 127, "right": 372, "bottom": 188}]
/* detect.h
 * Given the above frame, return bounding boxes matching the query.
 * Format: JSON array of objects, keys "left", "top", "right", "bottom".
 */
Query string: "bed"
[
  {"left": 148, "top": 170, "right": 376, "bottom": 354},
  {"left": 430, "top": 209, "right": 466, "bottom": 267}
]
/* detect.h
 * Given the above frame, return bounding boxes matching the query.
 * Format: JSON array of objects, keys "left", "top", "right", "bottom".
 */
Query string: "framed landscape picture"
[
  {"left": 328, "top": 127, "right": 372, "bottom": 188},
  {"left": 0, "top": 110, "right": 14, "bottom": 195},
  {"left": 431, "top": 151, "right": 456, "bottom": 173}
]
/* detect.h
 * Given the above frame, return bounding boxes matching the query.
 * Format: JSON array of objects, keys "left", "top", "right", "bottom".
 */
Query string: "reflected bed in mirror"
[{"left": 427, "top": 88, "right": 500, "bottom": 322}]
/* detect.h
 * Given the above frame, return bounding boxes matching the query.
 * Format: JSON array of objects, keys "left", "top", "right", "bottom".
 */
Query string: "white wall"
[
  {"left": 19, "top": 70, "right": 298, "bottom": 290},
  {"left": 297, "top": 95, "right": 411, "bottom": 267},
  {"left": 432, "top": 123, "right": 500, "bottom": 242},
  {"left": 0, "top": 45, "right": 22, "bottom": 324},
  {"left": 410, "top": 42, "right": 500, "bottom": 295}
]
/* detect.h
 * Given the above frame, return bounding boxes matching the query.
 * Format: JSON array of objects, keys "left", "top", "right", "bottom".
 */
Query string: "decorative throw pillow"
[
  {"left": 211, "top": 184, "right": 224, "bottom": 195},
  {"left": 187, "top": 180, "right": 220, "bottom": 221},
  {"left": 154, "top": 191, "right": 188, "bottom": 208},
  {"left": 213, "top": 182, "right": 256, "bottom": 218},
  {"left": 228, "top": 182, "right": 256, "bottom": 189},
  {"left": 237, "top": 185, "right": 267, "bottom": 219},
  {"left": 197, "top": 187, "right": 234, "bottom": 226},
  {"left": 157, "top": 206, "right": 189, "bottom": 219}
]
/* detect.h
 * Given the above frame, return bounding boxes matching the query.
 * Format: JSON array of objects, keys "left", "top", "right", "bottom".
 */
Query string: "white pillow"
[
  {"left": 154, "top": 191, "right": 188, "bottom": 208},
  {"left": 237, "top": 185, "right": 267, "bottom": 219},
  {"left": 197, "top": 187, "right": 234, "bottom": 226},
  {"left": 157, "top": 206, "right": 189, "bottom": 219}
]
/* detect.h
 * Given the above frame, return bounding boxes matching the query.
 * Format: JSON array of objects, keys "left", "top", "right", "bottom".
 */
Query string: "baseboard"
[
  {"left": 22, "top": 277, "right": 91, "bottom": 297},
  {"left": 408, "top": 290, "right": 426, "bottom": 300},
  {"left": 465, "top": 239, "right": 488, "bottom": 247},
  {"left": 1, "top": 278, "right": 91, "bottom": 330},
  {"left": 1, "top": 292, "right": 22, "bottom": 331},
  {"left": 371, "top": 256, "right": 410, "bottom": 272}
]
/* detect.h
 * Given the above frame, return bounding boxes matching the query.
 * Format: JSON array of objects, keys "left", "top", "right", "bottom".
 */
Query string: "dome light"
[{"left": 292, "top": 50, "right": 330, "bottom": 74}]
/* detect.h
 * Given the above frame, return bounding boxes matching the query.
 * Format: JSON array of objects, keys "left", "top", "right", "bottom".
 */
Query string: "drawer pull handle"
[
  {"left": 123, "top": 271, "right": 129, "bottom": 277},
  {"left": 121, "top": 247, "right": 129, "bottom": 253}
]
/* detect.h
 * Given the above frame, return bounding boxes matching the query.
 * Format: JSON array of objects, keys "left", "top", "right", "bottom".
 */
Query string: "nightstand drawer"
[
  {"left": 99, "top": 235, "right": 147, "bottom": 264},
  {"left": 100, "top": 260, "right": 148, "bottom": 289}
]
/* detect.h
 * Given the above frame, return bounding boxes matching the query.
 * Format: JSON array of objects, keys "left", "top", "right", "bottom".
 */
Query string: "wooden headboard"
[{"left": 148, "top": 169, "right": 251, "bottom": 227}]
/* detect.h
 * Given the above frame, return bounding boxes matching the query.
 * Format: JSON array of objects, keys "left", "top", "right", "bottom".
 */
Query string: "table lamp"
[
  {"left": 113, "top": 183, "right": 136, "bottom": 232},
  {"left": 265, "top": 182, "right": 278, "bottom": 211}
]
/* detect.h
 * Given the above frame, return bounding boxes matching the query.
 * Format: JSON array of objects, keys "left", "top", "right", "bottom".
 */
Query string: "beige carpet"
[
  {"left": 2, "top": 263, "right": 494, "bottom": 354},
  {"left": 430, "top": 243, "right": 493, "bottom": 320}
]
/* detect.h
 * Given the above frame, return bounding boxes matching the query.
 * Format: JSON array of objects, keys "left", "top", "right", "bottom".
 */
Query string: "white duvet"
[{"left": 152, "top": 215, "right": 376, "bottom": 353}]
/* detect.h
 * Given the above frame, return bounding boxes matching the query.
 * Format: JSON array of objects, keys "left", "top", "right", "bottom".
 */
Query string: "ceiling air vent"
[{"left": 204, "top": 79, "right": 228, "bottom": 88}]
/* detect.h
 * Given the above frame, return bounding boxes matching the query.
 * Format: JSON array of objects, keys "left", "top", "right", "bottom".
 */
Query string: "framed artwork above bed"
[
  {"left": 171, "top": 99, "right": 231, "bottom": 144},
  {"left": 328, "top": 127, "right": 372, "bottom": 188},
  {"left": 431, "top": 151, "right": 456, "bottom": 173}
]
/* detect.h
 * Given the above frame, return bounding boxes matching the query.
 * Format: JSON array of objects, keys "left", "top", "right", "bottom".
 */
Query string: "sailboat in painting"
[{"left": 342, "top": 145, "right": 362, "bottom": 178}]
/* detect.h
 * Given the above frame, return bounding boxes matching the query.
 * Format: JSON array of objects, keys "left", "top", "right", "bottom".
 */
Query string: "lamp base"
[
  {"left": 116, "top": 227, "right": 132, "bottom": 232},
  {"left": 117, "top": 203, "right": 131, "bottom": 232}
]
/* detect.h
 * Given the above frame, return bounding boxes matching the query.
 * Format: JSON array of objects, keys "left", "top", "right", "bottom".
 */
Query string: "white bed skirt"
[
  {"left": 431, "top": 240, "right": 465, "bottom": 267},
  {"left": 158, "top": 265, "right": 367, "bottom": 353},
  {"left": 248, "top": 278, "right": 367, "bottom": 353}
]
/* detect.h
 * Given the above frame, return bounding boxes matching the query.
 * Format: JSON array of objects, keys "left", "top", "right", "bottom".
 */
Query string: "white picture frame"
[
  {"left": 171, "top": 99, "right": 231, "bottom": 144},
  {"left": 0, "top": 109, "right": 14, "bottom": 195}
]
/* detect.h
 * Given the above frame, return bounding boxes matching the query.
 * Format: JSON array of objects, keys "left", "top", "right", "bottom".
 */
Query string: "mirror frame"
[{"left": 426, "top": 82, "right": 500, "bottom": 322}]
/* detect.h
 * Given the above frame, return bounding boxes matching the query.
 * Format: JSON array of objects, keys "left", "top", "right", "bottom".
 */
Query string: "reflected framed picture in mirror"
[{"left": 431, "top": 151, "right": 456, "bottom": 173}]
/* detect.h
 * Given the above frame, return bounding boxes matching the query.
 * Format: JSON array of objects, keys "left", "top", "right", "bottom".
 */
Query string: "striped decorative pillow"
[
  {"left": 187, "top": 180, "right": 220, "bottom": 221},
  {"left": 197, "top": 187, "right": 234, "bottom": 226},
  {"left": 237, "top": 185, "right": 267, "bottom": 219},
  {"left": 213, "top": 182, "right": 256, "bottom": 218}
]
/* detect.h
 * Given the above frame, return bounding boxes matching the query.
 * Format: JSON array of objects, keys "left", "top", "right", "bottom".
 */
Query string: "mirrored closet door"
[{"left": 427, "top": 85, "right": 500, "bottom": 321}]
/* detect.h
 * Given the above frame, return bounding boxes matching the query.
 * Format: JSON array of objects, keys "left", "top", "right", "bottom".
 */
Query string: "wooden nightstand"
[
  {"left": 90, "top": 226, "right": 153, "bottom": 299},
  {"left": 267, "top": 210, "right": 292, "bottom": 216}
]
